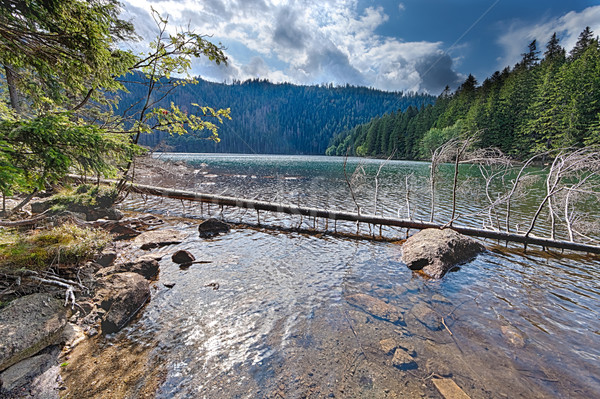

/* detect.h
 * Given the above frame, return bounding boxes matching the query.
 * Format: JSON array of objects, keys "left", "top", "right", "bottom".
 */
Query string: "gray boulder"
[
  {"left": 402, "top": 228, "right": 485, "bottom": 278},
  {"left": 0, "top": 294, "right": 67, "bottom": 372},
  {"left": 198, "top": 218, "right": 230, "bottom": 238},
  {"left": 95, "top": 272, "right": 150, "bottom": 334},
  {"left": 0, "top": 349, "right": 58, "bottom": 393}
]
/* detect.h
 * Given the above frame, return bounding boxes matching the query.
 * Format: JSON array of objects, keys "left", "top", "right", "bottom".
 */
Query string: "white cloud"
[
  {"left": 497, "top": 5, "right": 600, "bottom": 69},
  {"left": 398, "top": 3, "right": 405, "bottom": 12},
  {"left": 120, "top": 0, "right": 461, "bottom": 92}
]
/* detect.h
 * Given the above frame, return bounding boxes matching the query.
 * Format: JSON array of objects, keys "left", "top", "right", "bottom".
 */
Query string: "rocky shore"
[{"left": 0, "top": 167, "right": 233, "bottom": 398}]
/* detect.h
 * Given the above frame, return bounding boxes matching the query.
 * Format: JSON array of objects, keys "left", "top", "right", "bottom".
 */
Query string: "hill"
[
  {"left": 118, "top": 76, "right": 435, "bottom": 154},
  {"left": 327, "top": 28, "right": 600, "bottom": 160}
]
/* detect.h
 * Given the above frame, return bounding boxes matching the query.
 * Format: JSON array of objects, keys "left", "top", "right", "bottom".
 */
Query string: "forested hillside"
[
  {"left": 327, "top": 27, "right": 600, "bottom": 160},
  {"left": 118, "top": 76, "right": 434, "bottom": 154}
]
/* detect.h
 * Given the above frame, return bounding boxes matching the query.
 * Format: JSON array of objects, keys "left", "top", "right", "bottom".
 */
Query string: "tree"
[
  {"left": 569, "top": 26, "right": 595, "bottom": 60},
  {"left": 0, "top": 1, "right": 230, "bottom": 208},
  {"left": 544, "top": 32, "right": 565, "bottom": 61},
  {"left": 520, "top": 40, "right": 540, "bottom": 69},
  {"left": 0, "top": 0, "right": 136, "bottom": 113}
]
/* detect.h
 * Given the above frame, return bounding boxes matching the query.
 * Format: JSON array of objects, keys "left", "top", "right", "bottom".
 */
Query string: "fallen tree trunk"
[
  {"left": 0, "top": 210, "right": 50, "bottom": 227},
  {"left": 67, "top": 175, "right": 600, "bottom": 254}
]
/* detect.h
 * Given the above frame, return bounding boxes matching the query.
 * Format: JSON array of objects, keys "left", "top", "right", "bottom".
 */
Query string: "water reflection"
[{"left": 116, "top": 154, "right": 600, "bottom": 398}]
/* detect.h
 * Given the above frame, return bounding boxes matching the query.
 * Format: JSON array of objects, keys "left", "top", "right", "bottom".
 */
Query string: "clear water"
[{"left": 117, "top": 154, "right": 600, "bottom": 398}]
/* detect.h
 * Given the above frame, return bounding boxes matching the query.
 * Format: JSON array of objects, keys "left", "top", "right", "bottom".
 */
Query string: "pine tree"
[
  {"left": 544, "top": 32, "right": 565, "bottom": 61},
  {"left": 570, "top": 26, "right": 594, "bottom": 60},
  {"left": 520, "top": 40, "right": 541, "bottom": 69}
]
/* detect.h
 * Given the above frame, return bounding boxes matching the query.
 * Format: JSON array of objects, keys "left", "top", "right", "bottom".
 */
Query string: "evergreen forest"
[
  {"left": 118, "top": 76, "right": 434, "bottom": 154},
  {"left": 327, "top": 28, "right": 600, "bottom": 160}
]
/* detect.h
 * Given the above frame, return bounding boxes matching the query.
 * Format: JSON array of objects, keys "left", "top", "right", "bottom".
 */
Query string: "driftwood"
[
  {"left": 67, "top": 175, "right": 600, "bottom": 254},
  {"left": 0, "top": 210, "right": 51, "bottom": 227}
]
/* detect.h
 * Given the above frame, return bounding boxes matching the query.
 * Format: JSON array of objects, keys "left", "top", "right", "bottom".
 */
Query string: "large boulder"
[
  {"left": 402, "top": 228, "right": 485, "bottom": 278},
  {"left": 95, "top": 272, "right": 150, "bottom": 334},
  {"left": 198, "top": 218, "right": 230, "bottom": 238},
  {"left": 0, "top": 348, "right": 58, "bottom": 393},
  {"left": 345, "top": 293, "right": 403, "bottom": 323},
  {"left": 0, "top": 294, "right": 68, "bottom": 372}
]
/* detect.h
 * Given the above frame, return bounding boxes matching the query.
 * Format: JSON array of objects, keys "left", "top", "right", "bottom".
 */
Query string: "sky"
[{"left": 120, "top": 0, "right": 600, "bottom": 94}]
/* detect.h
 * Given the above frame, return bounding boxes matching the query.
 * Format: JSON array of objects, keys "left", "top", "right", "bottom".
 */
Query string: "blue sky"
[{"left": 121, "top": 0, "right": 600, "bottom": 94}]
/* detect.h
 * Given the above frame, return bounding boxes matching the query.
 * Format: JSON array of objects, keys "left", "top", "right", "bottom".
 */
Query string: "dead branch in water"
[{"left": 66, "top": 174, "right": 600, "bottom": 254}]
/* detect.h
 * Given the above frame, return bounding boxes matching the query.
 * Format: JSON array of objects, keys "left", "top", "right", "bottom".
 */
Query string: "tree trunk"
[
  {"left": 4, "top": 65, "right": 21, "bottom": 113},
  {"left": 68, "top": 174, "right": 600, "bottom": 255}
]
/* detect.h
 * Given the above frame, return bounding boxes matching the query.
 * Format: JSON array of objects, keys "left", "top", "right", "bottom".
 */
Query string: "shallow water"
[{"left": 116, "top": 154, "right": 600, "bottom": 398}]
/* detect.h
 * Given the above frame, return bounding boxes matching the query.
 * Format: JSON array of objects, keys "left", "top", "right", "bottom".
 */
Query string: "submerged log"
[{"left": 67, "top": 175, "right": 600, "bottom": 254}]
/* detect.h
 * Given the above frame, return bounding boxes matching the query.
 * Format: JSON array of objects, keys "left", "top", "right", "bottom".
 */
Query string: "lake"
[{"left": 115, "top": 153, "right": 600, "bottom": 398}]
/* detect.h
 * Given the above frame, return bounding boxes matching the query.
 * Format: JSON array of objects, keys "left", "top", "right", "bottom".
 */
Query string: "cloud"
[
  {"left": 120, "top": 0, "right": 462, "bottom": 92},
  {"left": 273, "top": 6, "right": 309, "bottom": 50},
  {"left": 398, "top": 3, "right": 405, "bottom": 12},
  {"left": 415, "top": 52, "right": 463, "bottom": 94},
  {"left": 295, "top": 41, "right": 367, "bottom": 86},
  {"left": 497, "top": 5, "right": 600, "bottom": 69}
]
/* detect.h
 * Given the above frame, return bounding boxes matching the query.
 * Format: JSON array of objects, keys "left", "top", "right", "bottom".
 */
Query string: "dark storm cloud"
[
  {"left": 273, "top": 6, "right": 308, "bottom": 50},
  {"left": 300, "top": 44, "right": 367, "bottom": 86},
  {"left": 415, "top": 52, "right": 462, "bottom": 94}
]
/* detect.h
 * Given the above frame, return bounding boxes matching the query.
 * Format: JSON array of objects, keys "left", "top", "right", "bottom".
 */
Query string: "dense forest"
[
  {"left": 118, "top": 76, "right": 434, "bottom": 154},
  {"left": 327, "top": 27, "right": 600, "bottom": 160}
]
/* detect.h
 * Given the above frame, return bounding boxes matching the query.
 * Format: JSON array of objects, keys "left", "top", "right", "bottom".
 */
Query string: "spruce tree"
[
  {"left": 544, "top": 33, "right": 565, "bottom": 61},
  {"left": 570, "top": 26, "right": 594, "bottom": 60}
]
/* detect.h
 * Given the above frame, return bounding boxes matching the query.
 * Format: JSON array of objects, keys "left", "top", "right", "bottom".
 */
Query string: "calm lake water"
[{"left": 118, "top": 154, "right": 600, "bottom": 398}]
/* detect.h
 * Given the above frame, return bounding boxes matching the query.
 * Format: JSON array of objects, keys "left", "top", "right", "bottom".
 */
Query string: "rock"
[
  {"left": 88, "top": 207, "right": 123, "bottom": 221},
  {"left": 410, "top": 302, "right": 441, "bottom": 330},
  {"left": 392, "top": 348, "right": 417, "bottom": 370},
  {"left": 345, "top": 293, "right": 403, "bottom": 323},
  {"left": 501, "top": 325, "right": 526, "bottom": 348},
  {"left": 0, "top": 350, "right": 56, "bottom": 392},
  {"left": 171, "top": 250, "right": 195, "bottom": 264},
  {"left": 95, "top": 250, "right": 117, "bottom": 268},
  {"left": 431, "top": 294, "right": 452, "bottom": 305},
  {"left": 379, "top": 338, "right": 400, "bottom": 355},
  {"left": 0, "top": 294, "right": 68, "bottom": 372},
  {"left": 425, "top": 359, "right": 453, "bottom": 378},
  {"left": 380, "top": 337, "right": 416, "bottom": 357},
  {"left": 61, "top": 323, "right": 86, "bottom": 352},
  {"left": 30, "top": 198, "right": 121, "bottom": 221},
  {"left": 432, "top": 378, "right": 471, "bottom": 399},
  {"left": 137, "top": 254, "right": 163, "bottom": 262},
  {"left": 95, "top": 258, "right": 159, "bottom": 280},
  {"left": 401, "top": 228, "right": 485, "bottom": 278},
  {"left": 121, "top": 258, "right": 160, "bottom": 280},
  {"left": 133, "top": 229, "right": 187, "bottom": 250},
  {"left": 163, "top": 282, "right": 176, "bottom": 289},
  {"left": 198, "top": 218, "right": 231, "bottom": 238},
  {"left": 95, "top": 273, "right": 150, "bottom": 334},
  {"left": 97, "top": 220, "right": 141, "bottom": 239}
]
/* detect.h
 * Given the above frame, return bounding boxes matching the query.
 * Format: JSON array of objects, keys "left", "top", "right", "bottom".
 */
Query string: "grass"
[
  {"left": 0, "top": 224, "right": 112, "bottom": 272},
  {"left": 47, "top": 184, "right": 118, "bottom": 213}
]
